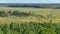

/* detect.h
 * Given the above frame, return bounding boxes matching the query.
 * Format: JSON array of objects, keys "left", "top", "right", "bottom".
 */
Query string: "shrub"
[
  {"left": 11, "top": 11, "right": 31, "bottom": 17},
  {"left": 0, "top": 10, "right": 8, "bottom": 17}
]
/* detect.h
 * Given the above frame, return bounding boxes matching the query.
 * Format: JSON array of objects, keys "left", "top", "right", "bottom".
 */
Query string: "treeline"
[
  {"left": 0, "top": 3, "right": 60, "bottom": 8},
  {"left": 7, "top": 4, "right": 41, "bottom": 8},
  {"left": 6, "top": 4, "right": 60, "bottom": 8},
  {"left": 0, "top": 22, "right": 60, "bottom": 34}
]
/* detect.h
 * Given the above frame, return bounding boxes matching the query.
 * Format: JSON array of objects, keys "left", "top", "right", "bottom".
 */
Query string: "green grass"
[
  {"left": 0, "top": 22, "right": 59, "bottom": 34},
  {"left": 0, "top": 7, "right": 60, "bottom": 34}
]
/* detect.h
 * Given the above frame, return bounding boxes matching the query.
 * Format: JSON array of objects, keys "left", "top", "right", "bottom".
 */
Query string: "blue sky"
[{"left": 0, "top": 0, "right": 60, "bottom": 3}]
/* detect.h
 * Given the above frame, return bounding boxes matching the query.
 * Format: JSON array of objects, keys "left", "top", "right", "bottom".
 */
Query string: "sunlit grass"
[{"left": 0, "top": 7, "right": 60, "bottom": 23}]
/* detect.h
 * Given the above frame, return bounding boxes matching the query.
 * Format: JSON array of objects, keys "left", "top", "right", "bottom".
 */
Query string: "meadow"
[
  {"left": 0, "top": 7, "right": 60, "bottom": 23},
  {"left": 0, "top": 7, "right": 60, "bottom": 34}
]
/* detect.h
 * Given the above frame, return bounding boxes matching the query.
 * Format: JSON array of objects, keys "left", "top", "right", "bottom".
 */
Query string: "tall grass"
[
  {"left": 0, "top": 8, "right": 60, "bottom": 23},
  {"left": 0, "top": 7, "right": 60, "bottom": 34},
  {"left": 0, "top": 22, "right": 59, "bottom": 34}
]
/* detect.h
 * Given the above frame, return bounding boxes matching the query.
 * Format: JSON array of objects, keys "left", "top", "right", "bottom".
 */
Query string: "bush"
[
  {"left": 11, "top": 11, "right": 32, "bottom": 17},
  {"left": 0, "top": 10, "right": 8, "bottom": 17}
]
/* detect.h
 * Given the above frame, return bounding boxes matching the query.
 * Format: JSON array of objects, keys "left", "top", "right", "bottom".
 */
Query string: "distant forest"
[{"left": 0, "top": 3, "right": 60, "bottom": 8}]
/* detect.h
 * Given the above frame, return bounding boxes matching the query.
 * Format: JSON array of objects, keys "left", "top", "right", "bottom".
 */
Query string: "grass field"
[
  {"left": 0, "top": 7, "right": 60, "bottom": 23},
  {"left": 0, "top": 7, "right": 60, "bottom": 34}
]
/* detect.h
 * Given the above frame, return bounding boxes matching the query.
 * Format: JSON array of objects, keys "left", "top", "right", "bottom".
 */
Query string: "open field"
[
  {"left": 0, "top": 7, "right": 60, "bottom": 23},
  {"left": 0, "top": 7, "right": 60, "bottom": 34},
  {"left": 0, "top": 3, "right": 60, "bottom": 34}
]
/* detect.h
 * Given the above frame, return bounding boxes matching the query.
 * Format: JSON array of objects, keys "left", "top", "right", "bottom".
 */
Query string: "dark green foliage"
[
  {"left": 0, "top": 24, "right": 9, "bottom": 34},
  {"left": 0, "top": 22, "right": 59, "bottom": 34},
  {"left": 7, "top": 10, "right": 13, "bottom": 16},
  {"left": 12, "top": 11, "right": 31, "bottom": 16},
  {"left": 0, "top": 11, "right": 8, "bottom": 17},
  {"left": 0, "top": 10, "right": 45, "bottom": 18},
  {"left": 4, "top": 3, "right": 60, "bottom": 8},
  {"left": 0, "top": 10, "right": 34, "bottom": 17}
]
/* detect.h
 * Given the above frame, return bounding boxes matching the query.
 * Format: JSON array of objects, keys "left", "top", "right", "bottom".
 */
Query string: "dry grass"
[{"left": 0, "top": 7, "right": 60, "bottom": 23}]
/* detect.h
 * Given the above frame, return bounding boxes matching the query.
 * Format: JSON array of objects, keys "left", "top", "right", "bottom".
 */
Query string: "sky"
[{"left": 0, "top": 0, "right": 60, "bottom": 3}]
